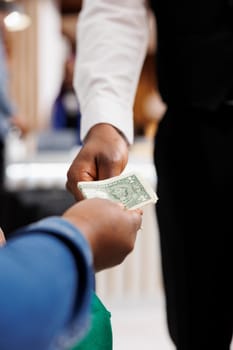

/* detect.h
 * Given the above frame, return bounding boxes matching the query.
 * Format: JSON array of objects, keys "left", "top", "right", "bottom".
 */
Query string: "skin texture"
[
  {"left": 66, "top": 123, "right": 129, "bottom": 201},
  {"left": 62, "top": 198, "right": 143, "bottom": 272}
]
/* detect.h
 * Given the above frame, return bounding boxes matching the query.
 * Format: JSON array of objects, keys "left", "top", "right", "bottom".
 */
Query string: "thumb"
[{"left": 129, "top": 208, "right": 143, "bottom": 231}]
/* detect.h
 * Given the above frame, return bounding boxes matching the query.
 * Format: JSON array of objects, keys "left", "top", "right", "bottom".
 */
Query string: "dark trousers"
[{"left": 154, "top": 103, "right": 233, "bottom": 349}]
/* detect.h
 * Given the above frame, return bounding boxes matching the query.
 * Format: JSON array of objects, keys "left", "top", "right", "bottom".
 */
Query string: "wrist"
[{"left": 84, "top": 123, "right": 129, "bottom": 147}]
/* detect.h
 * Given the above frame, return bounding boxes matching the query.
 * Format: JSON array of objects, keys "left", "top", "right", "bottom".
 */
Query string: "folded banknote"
[{"left": 78, "top": 172, "right": 158, "bottom": 210}]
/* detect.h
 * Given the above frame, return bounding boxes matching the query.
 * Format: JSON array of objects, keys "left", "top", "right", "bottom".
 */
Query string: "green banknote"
[{"left": 78, "top": 172, "right": 158, "bottom": 209}]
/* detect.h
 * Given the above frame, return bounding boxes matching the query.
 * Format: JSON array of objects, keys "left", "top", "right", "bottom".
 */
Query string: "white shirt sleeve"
[{"left": 74, "top": 0, "right": 149, "bottom": 144}]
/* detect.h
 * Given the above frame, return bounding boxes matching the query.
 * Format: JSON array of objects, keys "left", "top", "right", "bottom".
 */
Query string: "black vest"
[{"left": 150, "top": 0, "right": 233, "bottom": 110}]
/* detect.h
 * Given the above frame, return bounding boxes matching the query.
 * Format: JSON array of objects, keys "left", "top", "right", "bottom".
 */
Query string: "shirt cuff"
[{"left": 80, "top": 96, "right": 134, "bottom": 144}]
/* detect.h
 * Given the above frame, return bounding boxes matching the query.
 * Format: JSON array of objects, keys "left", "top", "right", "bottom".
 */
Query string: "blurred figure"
[
  {"left": 51, "top": 53, "right": 81, "bottom": 145},
  {"left": 0, "top": 25, "right": 15, "bottom": 187},
  {"left": 0, "top": 18, "right": 28, "bottom": 188}
]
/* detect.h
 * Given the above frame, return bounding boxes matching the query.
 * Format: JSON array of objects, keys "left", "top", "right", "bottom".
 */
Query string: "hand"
[
  {"left": 10, "top": 116, "right": 29, "bottom": 137},
  {"left": 66, "top": 123, "right": 129, "bottom": 201},
  {"left": 62, "top": 198, "right": 143, "bottom": 272}
]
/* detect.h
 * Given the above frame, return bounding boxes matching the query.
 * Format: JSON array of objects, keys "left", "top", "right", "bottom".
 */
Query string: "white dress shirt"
[{"left": 74, "top": 0, "right": 149, "bottom": 144}]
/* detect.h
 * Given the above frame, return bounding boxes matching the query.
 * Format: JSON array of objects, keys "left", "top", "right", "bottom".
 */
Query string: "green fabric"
[{"left": 71, "top": 292, "right": 112, "bottom": 350}]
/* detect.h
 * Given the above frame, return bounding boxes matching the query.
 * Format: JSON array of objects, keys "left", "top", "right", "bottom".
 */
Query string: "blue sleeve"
[{"left": 0, "top": 217, "right": 94, "bottom": 350}]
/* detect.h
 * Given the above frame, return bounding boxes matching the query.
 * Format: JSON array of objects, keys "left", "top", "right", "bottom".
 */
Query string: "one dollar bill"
[{"left": 78, "top": 172, "right": 158, "bottom": 210}]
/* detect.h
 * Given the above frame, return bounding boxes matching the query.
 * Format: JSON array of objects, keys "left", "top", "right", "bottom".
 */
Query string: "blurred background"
[{"left": 0, "top": 1, "right": 172, "bottom": 348}]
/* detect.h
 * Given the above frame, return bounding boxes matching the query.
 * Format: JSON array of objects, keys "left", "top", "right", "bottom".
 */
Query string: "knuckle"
[{"left": 99, "top": 149, "right": 122, "bottom": 165}]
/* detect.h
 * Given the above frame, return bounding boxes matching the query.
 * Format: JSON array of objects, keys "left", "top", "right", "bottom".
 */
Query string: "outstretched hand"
[
  {"left": 62, "top": 198, "right": 143, "bottom": 272},
  {"left": 66, "top": 123, "right": 129, "bottom": 201}
]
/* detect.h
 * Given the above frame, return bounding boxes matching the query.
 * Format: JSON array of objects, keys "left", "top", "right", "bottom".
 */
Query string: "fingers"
[
  {"left": 63, "top": 198, "right": 144, "bottom": 271},
  {"left": 66, "top": 175, "right": 82, "bottom": 202},
  {"left": 96, "top": 127, "right": 129, "bottom": 179},
  {"left": 66, "top": 124, "right": 129, "bottom": 200},
  {"left": 66, "top": 151, "right": 97, "bottom": 201},
  {"left": 135, "top": 208, "right": 143, "bottom": 216},
  {"left": 116, "top": 203, "right": 143, "bottom": 228},
  {"left": 97, "top": 150, "right": 128, "bottom": 179},
  {"left": 115, "top": 202, "right": 143, "bottom": 231},
  {"left": 128, "top": 208, "right": 143, "bottom": 233}
]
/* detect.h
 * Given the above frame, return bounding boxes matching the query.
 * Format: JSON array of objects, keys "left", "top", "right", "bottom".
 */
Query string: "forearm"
[
  {"left": 74, "top": 0, "right": 149, "bottom": 144},
  {"left": 0, "top": 217, "right": 94, "bottom": 350}
]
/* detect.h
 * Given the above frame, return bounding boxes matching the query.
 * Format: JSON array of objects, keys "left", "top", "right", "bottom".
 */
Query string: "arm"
[
  {"left": 75, "top": 0, "right": 149, "bottom": 144},
  {"left": 0, "top": 198, "right": 142, "bottom": 350},
  {"left": 67, "top": 0, "right": 149, "bottom": 200},
  {"left": 0, "top": 218, "right": 93, "bottom": 350}
]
